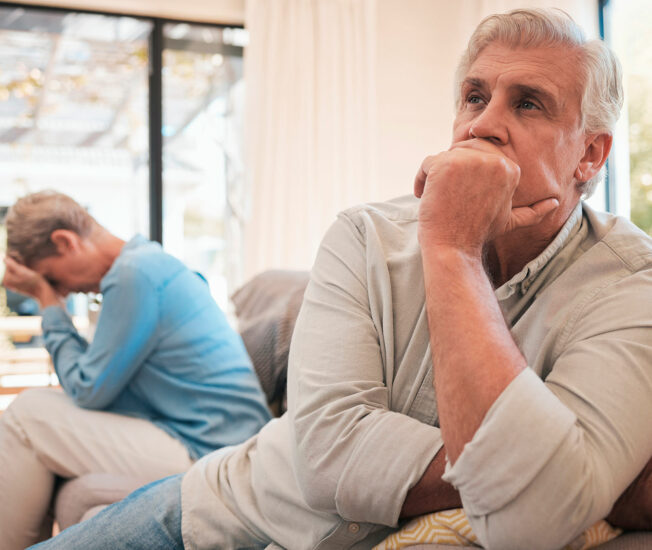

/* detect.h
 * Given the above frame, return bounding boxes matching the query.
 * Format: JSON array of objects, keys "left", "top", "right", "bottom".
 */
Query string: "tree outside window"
[{"left": 606, "top": 0, "right": 652, "bottom": 235}]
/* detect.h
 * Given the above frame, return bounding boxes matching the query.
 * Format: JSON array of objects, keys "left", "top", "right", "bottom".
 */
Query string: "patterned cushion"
[{"left": 374, "top": 509, "right": 621, "bottom": 550}]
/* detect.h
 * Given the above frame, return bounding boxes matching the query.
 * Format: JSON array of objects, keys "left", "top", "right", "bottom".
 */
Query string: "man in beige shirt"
[{"left": 33, "top": 8, "right": 652, "bottom": 550}]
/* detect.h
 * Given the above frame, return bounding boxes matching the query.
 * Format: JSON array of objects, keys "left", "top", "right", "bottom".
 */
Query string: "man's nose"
[{"left": 468, "top": 100, "right": 509, "bottom": 145}]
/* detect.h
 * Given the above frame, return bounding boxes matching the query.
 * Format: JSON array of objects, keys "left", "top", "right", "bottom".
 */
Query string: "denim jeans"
[{"left": 30, "top": 474, "right": 184, "bottom": 550}]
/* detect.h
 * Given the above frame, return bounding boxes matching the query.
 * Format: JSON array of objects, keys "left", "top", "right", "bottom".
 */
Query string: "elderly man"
[
  {"left": 32, "top": 8, "right": 652, "bottom": 550},
  {"left": 0, "top": 191, "right": 271, "bottom": 550}
]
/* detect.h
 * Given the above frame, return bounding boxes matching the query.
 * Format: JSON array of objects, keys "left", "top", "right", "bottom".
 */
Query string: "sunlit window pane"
[
  {"left": 162, "top": 23, "right": 246, "bottom": 310},
  {"left": 0, "top": 8, "right": 151, "bottom": 240},
  {"left": 604, "top": 0, "right": 652, "bottom": 234}
]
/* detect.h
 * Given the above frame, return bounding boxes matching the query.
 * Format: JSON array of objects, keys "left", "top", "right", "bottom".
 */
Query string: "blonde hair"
[
  {"left": 6, "top": 190, "right": 96, "bottom": 265},
  {"left": 455, "top": 8, "right": 623, "bottom": 196}
]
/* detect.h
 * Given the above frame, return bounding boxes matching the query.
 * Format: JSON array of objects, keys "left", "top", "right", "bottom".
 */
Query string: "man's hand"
[
  {"left": 2, "top": 256, "right": 62, "bottom": 308},
  {"left": 414, "top": 141, "right": 558, "bottom": 255},
  {"left": 607, "top": 455, "right": 652, "bottom": 530}
]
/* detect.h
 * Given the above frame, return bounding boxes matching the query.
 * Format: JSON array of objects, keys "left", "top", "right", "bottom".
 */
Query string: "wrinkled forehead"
[
  {"left": 459, "top": 41, "right": 585, "bottom": 109},
  {"left": 470, "top": 42, "right": 580, "bottom": 80},
  {"left": 459, "top": 35, "right": 582, "bottom": 74}
]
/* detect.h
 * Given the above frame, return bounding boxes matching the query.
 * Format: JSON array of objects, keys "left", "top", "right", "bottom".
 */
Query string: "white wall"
[{"left": 375, "top": 0, "right": 457, "bottom": 202}]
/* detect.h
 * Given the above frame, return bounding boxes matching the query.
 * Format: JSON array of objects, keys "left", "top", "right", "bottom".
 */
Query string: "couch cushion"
[
  {"left": 232, "top": 270, "right": 309, "bottom": 413},
  {"left": 595, "top": 532, "right": 652, "bottom": 550}
]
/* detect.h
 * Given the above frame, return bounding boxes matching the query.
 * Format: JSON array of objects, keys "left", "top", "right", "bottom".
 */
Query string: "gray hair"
[
  {"left": 6, "top": 190, "right": 96, "bottom": 265},
  {"left": 455, "top": 8, "right": 623, "bottom": 197}
]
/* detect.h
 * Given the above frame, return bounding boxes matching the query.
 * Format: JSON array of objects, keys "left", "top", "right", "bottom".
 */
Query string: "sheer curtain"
[{"left": 243, "top": 0, "right": 378, "bottom": 279}]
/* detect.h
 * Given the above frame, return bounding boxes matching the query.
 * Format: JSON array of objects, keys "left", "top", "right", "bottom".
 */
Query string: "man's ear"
[
  {"left": 574, "top": 133, "right": 612, "bottom": 183},
  {"left": 50, "top": 229, "right": 82, "bottom": 255}
]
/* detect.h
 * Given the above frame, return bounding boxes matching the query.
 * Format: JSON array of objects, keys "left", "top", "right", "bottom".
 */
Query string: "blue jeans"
[{"left": 30, "top": 474, "right": 184, "bottom": 550}]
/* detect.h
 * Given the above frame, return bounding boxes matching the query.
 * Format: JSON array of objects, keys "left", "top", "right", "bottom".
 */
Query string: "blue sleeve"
[{"left": 41, "top": 265, "right": 160, "bottom": 409}]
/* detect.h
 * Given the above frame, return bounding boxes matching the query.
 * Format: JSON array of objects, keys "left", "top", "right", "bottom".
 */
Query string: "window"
[
  {"left": 600, "top": 0, "right": 652, "bottom": 235},
  {"left": 0, "top": 8, "right": 151, "bottom": 238},
  {"left": 0, "top": 5, "right": 245, "bottom": 405}
]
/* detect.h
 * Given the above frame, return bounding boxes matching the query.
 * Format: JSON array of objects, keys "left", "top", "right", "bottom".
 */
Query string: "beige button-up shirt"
[{"left": 182, "top": 196, "right": 652, "bottom": 550}]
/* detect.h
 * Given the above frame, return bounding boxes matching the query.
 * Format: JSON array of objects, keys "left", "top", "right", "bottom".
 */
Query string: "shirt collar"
[
  {"left": 124, "top": 234, "right": 148, "bottom": 251},
  {"left": 100, "top": 234, "right": 150, "bottom": 291},
  {"left": 495, "top": 202, "right": 583, "bottom": 301}
]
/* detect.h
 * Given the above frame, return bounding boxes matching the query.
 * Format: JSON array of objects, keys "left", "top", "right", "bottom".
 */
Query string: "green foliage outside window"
[
  {"left": 628, "top": 77, "right": 652, "bottom": 235},
  {"left": 613, "top": 0, "right": 652, "bottom": 235}
]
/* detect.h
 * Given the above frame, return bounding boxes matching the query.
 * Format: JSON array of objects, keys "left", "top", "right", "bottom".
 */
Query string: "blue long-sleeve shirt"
[{"left": 41, "top": 235, "right": 271, "bottom": 459}]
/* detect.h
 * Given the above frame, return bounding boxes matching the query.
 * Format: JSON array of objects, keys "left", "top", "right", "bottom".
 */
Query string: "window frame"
[
  {"left": 598, "top": 0, "right": 636, "bottom": 220},
  {"left": 599, "top": 0, "right": 612, "bottom": 211}
]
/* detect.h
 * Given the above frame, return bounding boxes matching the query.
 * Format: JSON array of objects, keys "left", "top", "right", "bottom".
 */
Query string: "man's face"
[
  {"left": 452, "top": 42, "right": 588, "bottom": 235},
  {"left": 31, "top": 245, "right": 102, "bottom": 295}
]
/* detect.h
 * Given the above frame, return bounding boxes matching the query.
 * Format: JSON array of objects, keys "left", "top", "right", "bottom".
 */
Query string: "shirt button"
[{"left": 348, "top": 523, "right": 360, "bottom": 534}]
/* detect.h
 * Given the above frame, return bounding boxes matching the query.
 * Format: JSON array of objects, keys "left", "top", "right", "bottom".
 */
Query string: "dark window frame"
[{"left": 598, "top": 0, "right": 616, "bottom": 212}]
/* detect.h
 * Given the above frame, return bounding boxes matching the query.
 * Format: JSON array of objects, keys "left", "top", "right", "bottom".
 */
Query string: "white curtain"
[{"left": 243, "top": 0, "right": 378, "bottom": 279}]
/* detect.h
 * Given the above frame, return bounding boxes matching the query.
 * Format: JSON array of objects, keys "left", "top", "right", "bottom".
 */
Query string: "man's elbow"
[
  {"left": 71, "top": 393, "right": 102, "bottom": 409},
  {"left": 466, "top": 479, "right": 614, "bottom": 550},
  {"left": 470, "top": 513, "right": 579, "bottom": 550},
  {"left": 65, "top": 382, "right": 109, "bottom": 410}
]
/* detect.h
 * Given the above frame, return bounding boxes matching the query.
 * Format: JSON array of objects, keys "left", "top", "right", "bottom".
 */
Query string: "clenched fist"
[{"left": 414, "top": 139, "right": 559, "bottom": 256}]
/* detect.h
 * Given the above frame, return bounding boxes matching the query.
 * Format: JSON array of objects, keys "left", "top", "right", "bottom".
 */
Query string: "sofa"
[{"left": 52, "top": 270, "right": 652, "bottom": 549}]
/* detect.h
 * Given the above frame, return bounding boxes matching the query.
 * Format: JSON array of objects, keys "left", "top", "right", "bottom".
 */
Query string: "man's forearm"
[
  {"left": 401, "top": 446, "right": 462, "bottom": 518},
  {"left": 422, "top": 246, "right": 526, "bottom": 463},
  {"left": 607, "top": 454, "right": 652, "bottom": 530}
]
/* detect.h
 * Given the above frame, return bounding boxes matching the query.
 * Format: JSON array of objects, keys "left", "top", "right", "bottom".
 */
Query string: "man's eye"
[
  {"left": 518, "top": 100, "right": 539, "bottom": 110},
  {"left": 464, "top": 94, "right": 486, "bottom": 110}
]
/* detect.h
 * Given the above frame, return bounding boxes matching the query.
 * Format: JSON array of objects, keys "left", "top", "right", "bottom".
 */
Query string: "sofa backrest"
[{"left": 232, "top": 270, "right": 310, "bottom": 415}]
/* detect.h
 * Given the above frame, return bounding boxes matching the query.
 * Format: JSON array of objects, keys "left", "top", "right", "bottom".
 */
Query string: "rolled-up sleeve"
[
  {"left": 287, "top": 212, "right": 442, "bottom": 527},
  {"left": 443, "top": 269, "right": 652, "bottom": 550},
  {"left": 443, "top": 368, "right": 576, "bottom": 516}
]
